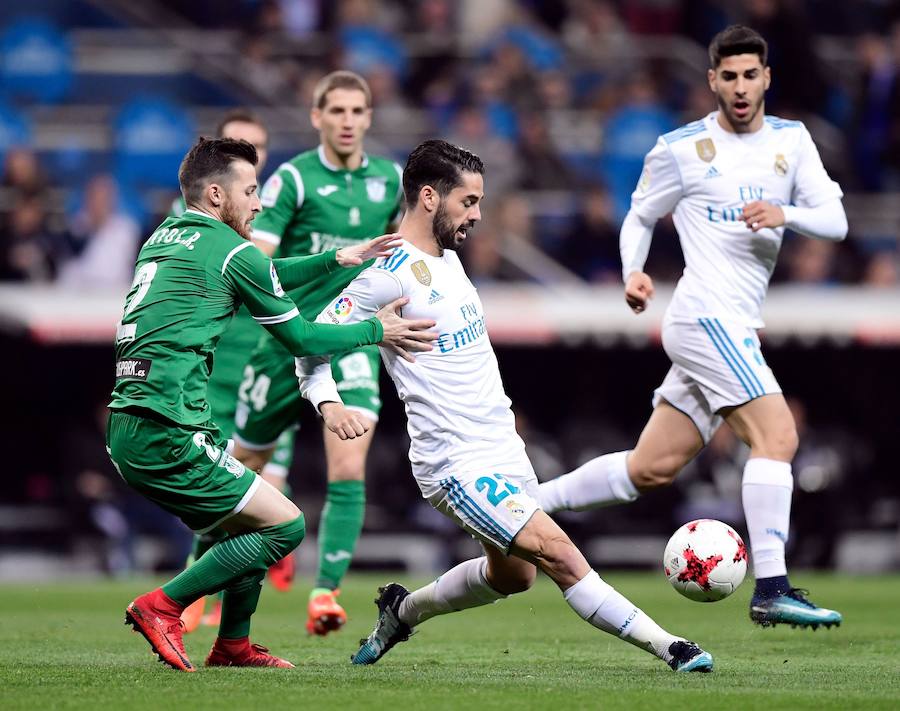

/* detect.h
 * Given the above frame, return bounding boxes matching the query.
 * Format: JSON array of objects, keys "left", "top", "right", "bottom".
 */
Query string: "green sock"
[
  {"left": 218, "top": 572, "right": 265, "bottom": 639},
  {"left": 163, "top": 515, "right": 305, "bottom": 606},
  {"left": 316, "top": 480, "right": 365, "bottom": 590},
  {"left": 186, "top": 531, "right": 227, "bottom": 602}
]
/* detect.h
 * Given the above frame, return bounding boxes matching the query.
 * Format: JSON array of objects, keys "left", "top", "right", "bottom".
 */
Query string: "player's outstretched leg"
[
  {"left": 351, "top": 552, "right": 512, "bottom": 665},
  {"left": 125, "top": 589, "right": 194, "bottom": 672},
  {"left": 351, "top": 583, "right": 414, "bottom": 664},
  {"left": 520, "top": 511, "right": 713, "bottom": 673}
]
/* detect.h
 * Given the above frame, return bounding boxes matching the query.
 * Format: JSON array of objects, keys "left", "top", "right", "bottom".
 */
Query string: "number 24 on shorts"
[{"left": 475, "top": 473, "right": 520, "bottom": 507}]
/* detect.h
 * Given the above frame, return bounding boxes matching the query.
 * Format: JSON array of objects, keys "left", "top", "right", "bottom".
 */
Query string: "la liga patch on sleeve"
[
  {"left": 261, "top": 173, "right": 282, "bottom": 208},
  {"left": 270, "top": 262, "right": 285, "bottom": 296}
]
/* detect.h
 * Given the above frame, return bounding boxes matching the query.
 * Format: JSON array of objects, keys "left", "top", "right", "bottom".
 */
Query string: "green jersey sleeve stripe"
[
  {"left": 281, "top": 162, "right": 304, "bottom": 209},
  {"left": 253, "top": 307, "right": 300, "bottom": 325},
  {"left": 252, "top": 229, "right": 281, "bottom": 245},
  {"left": 221, "top": 242, "right": 254, "bottom": 275}
]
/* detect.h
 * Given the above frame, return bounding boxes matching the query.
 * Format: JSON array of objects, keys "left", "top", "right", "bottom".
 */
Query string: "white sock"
[
  {"left": 742, "top": 458, "right": 793, "bottom": 579},
  {"left": 538, "top": 451, "right": 639, "bottom": 514},
  {"left": 398, "top": 557, "right": 506, "bottom": 627},
  {"left": 564, "top": 570, "right": 679, "bottom": 661}
]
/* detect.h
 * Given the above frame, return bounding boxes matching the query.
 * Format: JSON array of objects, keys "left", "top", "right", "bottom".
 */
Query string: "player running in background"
[
  {"left": 170, "top": 110, "right": 291, "bottom": 632},
  {"left": 231, "top": 71, "right": 405, "bottom": 636},
  {"left": 537, "top": 25, "right": 845, "bottom": 630},
  {"left": 109, "top": 136, "right": 435, "bottom": 671},
  {"left": 297, "top": 139, "right": 714, "bottom": 673}
]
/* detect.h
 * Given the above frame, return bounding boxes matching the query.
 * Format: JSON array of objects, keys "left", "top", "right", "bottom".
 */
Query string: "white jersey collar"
[{"left": 708, "top": 110, "right": 770, "bottom": 143}]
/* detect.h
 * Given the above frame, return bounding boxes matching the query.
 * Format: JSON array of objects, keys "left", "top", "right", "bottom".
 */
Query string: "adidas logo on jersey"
[
  {"left": 704, "top": 166, "right": 722, "bottom": 179},
  {"left": 316, "top": 185, "right": 339, "bottom": 196},
  {"left": 428, "top": 289, "right": 444, "bottom": 304}
]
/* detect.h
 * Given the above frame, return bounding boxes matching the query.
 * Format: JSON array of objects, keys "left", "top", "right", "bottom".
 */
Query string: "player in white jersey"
[
  {"left": 297, "top": 139, "right": 713, "bottom": 672},
  {"left": 537, "top": 25, "right": 845, "bottom": 630}
]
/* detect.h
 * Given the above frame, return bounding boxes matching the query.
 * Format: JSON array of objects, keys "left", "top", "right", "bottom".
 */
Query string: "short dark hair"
[
  {"left": 215, "top": 108, "right": 266, "bottom": 138},
  {"left": 178, "top": 137, "right": 258, "bottom": 204},
  {"left": 708, "top": 25, "right": 768, "bottom": 68},
  {"left": 402, "top": 140, "right": 484, "bottom": 207},
  {"left": 312, "top": 70, "right": 372, "bottom": 109}
]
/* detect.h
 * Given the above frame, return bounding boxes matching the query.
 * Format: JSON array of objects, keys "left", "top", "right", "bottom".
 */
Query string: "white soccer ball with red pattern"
[{"left": 663, "top": 519, "right": 747, "bottom": 602}]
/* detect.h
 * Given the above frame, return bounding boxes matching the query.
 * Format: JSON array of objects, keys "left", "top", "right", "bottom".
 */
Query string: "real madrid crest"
[
  {"left": 774, "top": 153, "right": 788, "bottom": 177},
  {"left": 411, "top": 260, "right": 431, "bottom": 286},
  {"left": 695, "top": 138, "right": 716, "bottom": 163}
]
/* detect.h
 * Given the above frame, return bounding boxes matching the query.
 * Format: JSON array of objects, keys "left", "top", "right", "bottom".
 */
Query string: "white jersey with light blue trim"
[
  {"left": 632, "top": 111, "right": 843, "bottom": 327},
  {"left": 297, "top": 240, "right": 528, "bottom": 497}
]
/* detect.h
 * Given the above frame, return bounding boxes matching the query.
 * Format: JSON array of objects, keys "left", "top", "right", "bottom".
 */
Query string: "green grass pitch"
[{"left": 1, "top": 572, "right": 898, "bottom": 710}]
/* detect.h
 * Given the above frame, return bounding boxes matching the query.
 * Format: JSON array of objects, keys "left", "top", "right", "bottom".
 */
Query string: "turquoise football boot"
[
  {"left": 351, "top": 583, "right": 414, "bottom": 665},
  {"left": 750, "top": 588, "right": 842, "bottom": 629},
  {"left": 667, "top": 640, "right": 714, "bottom": 673}
]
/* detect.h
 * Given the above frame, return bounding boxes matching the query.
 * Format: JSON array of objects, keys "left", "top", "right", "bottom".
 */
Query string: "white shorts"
[
  {"left": 653, "top": 317, "right": 781, "bottom": 443},
  {"left": 428, "top": 467, "right": 541, "bottom": 554}
]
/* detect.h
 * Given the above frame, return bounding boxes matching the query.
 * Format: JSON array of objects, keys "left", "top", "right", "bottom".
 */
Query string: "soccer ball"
[{"left": 663, "top": 519, "right": 747, "bottom": 602}]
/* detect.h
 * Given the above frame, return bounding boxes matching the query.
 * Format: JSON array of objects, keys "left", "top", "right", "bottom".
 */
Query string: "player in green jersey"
[
  {"left": 230, "top": 71, "right": 404, "bottom": 636},
  {"left": 170, "top": 110, "right": 301, "bottom": 633},
  {"left": 110, "top": 136, "right": 436, "bottom": 671}
]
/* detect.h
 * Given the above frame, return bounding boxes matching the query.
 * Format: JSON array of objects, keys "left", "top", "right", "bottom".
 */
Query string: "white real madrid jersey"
[
  {"left": 631, "top": 111, "right": 843, "bottom": 327},
  {"left": 297, "top": 240, "right": 528, "bottom": 497}
]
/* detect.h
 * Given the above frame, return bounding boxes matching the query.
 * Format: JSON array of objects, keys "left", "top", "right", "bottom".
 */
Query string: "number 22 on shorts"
[{"left": 475, "top": 473, "right": 520, "bottom": 507}]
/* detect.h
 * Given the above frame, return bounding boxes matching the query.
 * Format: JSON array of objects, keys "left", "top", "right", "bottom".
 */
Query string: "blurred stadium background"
[{"left": 0, "top": 0, "right": 898, "bottom": 583}]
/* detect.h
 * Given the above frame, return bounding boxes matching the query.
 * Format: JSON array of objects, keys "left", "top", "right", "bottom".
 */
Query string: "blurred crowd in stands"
[{"left": 1, "top": 0, "right": 898, "bottom": 290}]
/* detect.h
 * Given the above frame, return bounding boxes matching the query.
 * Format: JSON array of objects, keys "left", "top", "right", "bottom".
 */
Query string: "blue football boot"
[
  {"left": 667, "top": 640, "right": 714, "bottom": 673},
  {"left": 750, "top": 588, "right": 842, "bottom": 629},
  {"left": 351, "top": 583, "right": 414, "bottom": 665}
]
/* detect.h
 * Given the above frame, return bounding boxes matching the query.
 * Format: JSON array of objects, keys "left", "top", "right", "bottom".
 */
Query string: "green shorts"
[
  {"left": 233, "top": 334, "right": 382, "bottom": 450},
  {"left": 106, "top": 409, "right": 259, "bottom": 534}
]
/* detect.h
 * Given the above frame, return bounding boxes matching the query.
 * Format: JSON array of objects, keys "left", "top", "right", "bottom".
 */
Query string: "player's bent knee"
[
  {"left": 261, "top": 512, "right": 306, "bottom": 566},
  {"left": 631, "top": 460, "right": 680, "bottom": 490},
  {"left": 493, "top": 565, "right": 536, "bottom": 595}
]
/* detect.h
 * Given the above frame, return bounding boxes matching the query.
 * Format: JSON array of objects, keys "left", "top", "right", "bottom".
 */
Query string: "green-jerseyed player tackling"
[
  {"left": 230, "top": 71, "right": 404, "bottom": 635},
  {"left": 170, "top": 110, "right": 301, "bottom": 633},
  {"left": 110, "top": 136, "right": 435, "bottom": 671}
]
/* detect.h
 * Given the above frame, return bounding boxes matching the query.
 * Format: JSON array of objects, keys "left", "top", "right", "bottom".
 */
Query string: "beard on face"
[
  {"left": 433, "top": 199, "right": 471, "bottom": 251},
  {"left": 221, "top": 195, "right": 252, "bottom": 240},
  {"left": 717, "top": 90, "right": 763, "bottom": 128}
]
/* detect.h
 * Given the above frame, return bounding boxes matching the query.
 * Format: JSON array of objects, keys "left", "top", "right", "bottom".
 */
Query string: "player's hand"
[
  {"left": 336, "top": 233, "right": 403, "bottom": 267},
  {"left": 375, "top": 296, "right": 438, "bottom": 363},
  {"left": 741, "top": 201, "right": 785, "bottom": 232},
  {"left": 625, "top": 271, "right": 654, "bottom": 314},
  {"left": 320, "top": 402, "right": 369, "bottom": 440}
]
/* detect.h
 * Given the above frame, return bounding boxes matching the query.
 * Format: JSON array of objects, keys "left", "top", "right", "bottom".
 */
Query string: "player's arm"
[
  {"left": 271, "top": 234, "right": 402, "bottom": 290},
  {"left": 226, "top": 244, "right": 434, "bottom": 359},
  {"left": 742, "top": 128, "right": 847, "bottom": 240},
  {"left": 620, "top": 137, "right": 683, "bottom": 313},
  {"left": 297, "top": 268, "right": 430, "bottom": 439}
]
